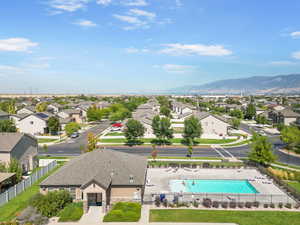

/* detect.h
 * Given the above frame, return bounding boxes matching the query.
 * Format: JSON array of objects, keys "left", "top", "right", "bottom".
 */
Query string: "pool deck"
[{"left": 144, "top": 168, "right": 295, "bottom": 204}]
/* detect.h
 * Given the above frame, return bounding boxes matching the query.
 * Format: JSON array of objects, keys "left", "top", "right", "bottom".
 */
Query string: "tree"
[
  {"left": 187, "top": 145, "right": 193, "bottom": 157},
  {"left": 47, "top": 117, "right": 60, "bottom": 135},
  {"left": 244, "top": 103, "right": 256, "bottom": 120},
  {"left": 36, "top": 102, "right": 48, "bottom": 112},
  {"left": 65, "top": 122, "right": 81, "bottom": 136},
  {"left": 255, "top": 115, "right": 268, "bottom": 124},
  {"left": 229, "top": 109, "right": 244, "bottom": 119},
  {"left": 0, "top": 120, "right": 17, "bottom": 132},
  {"left": 281, "top": 126, "right": 300, "bottom": 153},
  {"left": 86, "top": 132, "right": 98, "bottom": 152},
  {"left": 151, "top": 144, "right": 158, "bottom": 161},
  {"left": 151, "top": 116, "right": 173, "bottom": 144},
  {"left": 160, "top": 106, "right": 171, "bottom": 117},
  {"left": 7, "top": 158, "right": 23, "bottom": 182},
  {"left": 230, "top": 118, "right": 241, "bottom": 129},
  {"left": 248, "top": 132, "right": 276, "bottom": 165},
  {"left": 183, "top": 116, "right": 202, "bottom": 145},
  {"left": 124, "top": 119, "right": 145, "bottom": 145},
  {"left": 87, "top": 106, "right": 104, "bottom": 121}
]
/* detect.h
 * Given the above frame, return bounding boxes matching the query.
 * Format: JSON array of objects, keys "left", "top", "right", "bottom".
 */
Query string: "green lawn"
[
  {"left": 287, "top": 181, "right": 300, "bottom": 192},
  {"left": 0, "top": 164, "right": 63, "bottom": 222},
  {"left": 222, "top": 139, "right": 251, "bottom": 147},
  {"left": 149, "top": 209, "right": 300, "bottom": 225},
  {"left": 58, "top": 202, "right": 83, "bottom": 222},
  {"left": 103, "top": 202, "right": 141, "bottom": 222},
  {"left": 99, "top": 138, "right": 236, "bottom": 144},
  {"left": 148, "top": 156, "right": 221, "bottom": 160},
  {"left": 148, "top": 160, "right": 243, "bottom": 167},
  {"left": 38, "top": 138, "right": 58, "bottom": 143},
  {"left": 105, "top": 132, "right": 125, "bottom": 136}
]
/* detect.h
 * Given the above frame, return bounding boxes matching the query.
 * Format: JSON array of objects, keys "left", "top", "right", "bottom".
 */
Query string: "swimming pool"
[{"left": 169, "top": 179, "right": 259, "bottom": 194}]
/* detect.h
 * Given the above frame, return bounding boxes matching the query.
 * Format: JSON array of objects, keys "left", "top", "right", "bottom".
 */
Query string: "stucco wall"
[
  {"left": 10, "top": 135, "right": 38, "bottom": 171},
  {"left": 200, "top": 115, "right": 229, "bottom": 136},
  {"left": 19, "top": 115, "right": 47, "bottom": 135},
  {"left": 0, "top": 153, "right": 11, "bottom": 165},
  {"left": 110, "top": 186, "right": 141, "bottom": 202}
]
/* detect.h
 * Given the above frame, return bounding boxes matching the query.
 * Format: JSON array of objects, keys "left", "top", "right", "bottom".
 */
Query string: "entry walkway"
[{"left": 79, "top": 206, "right": 104, "bottom": 224}]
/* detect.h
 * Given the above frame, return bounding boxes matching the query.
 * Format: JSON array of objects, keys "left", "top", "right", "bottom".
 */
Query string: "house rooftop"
[
  {"left": 0, "top": 133, "right": 35, "bottom": 152},
  {"left": 40, "top": 149, "right": 147, "bottom": 189}
]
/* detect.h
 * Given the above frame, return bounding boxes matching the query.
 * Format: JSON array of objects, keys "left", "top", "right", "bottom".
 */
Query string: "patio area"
[{"left": 144, "top": 168, "right": 296, "bottom": 204}]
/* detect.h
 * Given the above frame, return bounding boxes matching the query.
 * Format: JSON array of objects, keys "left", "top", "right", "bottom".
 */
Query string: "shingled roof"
[
  {"left": 0, "top": 133, "right": 35, "bottom": 152},
  {"left": 40, "top": 150, "right": 147, "bottom": 189}
]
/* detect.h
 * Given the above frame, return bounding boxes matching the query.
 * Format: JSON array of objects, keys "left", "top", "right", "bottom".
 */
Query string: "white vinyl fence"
[{"left": 0, "top": 160, "right": 57, "bottom": 207}]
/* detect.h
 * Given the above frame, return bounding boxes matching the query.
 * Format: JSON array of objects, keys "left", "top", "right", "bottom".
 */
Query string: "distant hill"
[{"left": 172, "top": 74, "right": 300, "bottom": 94}]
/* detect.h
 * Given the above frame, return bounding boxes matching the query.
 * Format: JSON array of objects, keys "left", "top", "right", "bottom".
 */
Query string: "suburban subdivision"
[
  {"left": 1, "top": 0, "right": 300, "bottom": 224},
  {"left": 1, "top": 94, "right": 300, "bottom": 225}
]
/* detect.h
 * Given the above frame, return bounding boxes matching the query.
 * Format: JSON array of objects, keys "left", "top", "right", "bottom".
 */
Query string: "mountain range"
[{"left": 172, "top": 74, "right": 300, "bottom": 94}]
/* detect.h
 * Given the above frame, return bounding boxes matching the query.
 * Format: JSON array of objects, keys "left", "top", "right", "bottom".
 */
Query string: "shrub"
[
  {"left": 294, "top": 203, "right": 300, "bottom": 209},
  {"left": 229, "top": 202, "right": 236, "bottom": 208},
  {"left": 263, "top": 203, "right": 269, "bottom": 208},
  {"left": 238, "top": 202, "right": 244, "bottom": 208},
  {"left": 162, "top": 199, "right": 168, "bottom": 208},
  {"left": 278, "top": 202, "right": 283, "bottom": 208},
  {"left": 270, "top": 203, "right": 275, "bottom": 208},
  {"left": 221, "top": 202, "right": 228, "bottom": 208},
  {"left": 245, "top": 202, "right": 252, "bottom": 208},
  {"left": 29, "top": 190, "right": 72, "bottom": 218},
  {"left": 155, "top": 196, "right": 160, "bottom": 207},
  {"left": 202, "top": 198, "right": 212, "bottom": 208},
  {"left": 103, "top": 202, "right": 141, "bottom": 222},
  {"left": 193, "top": 201, "right": 199, "bottom": 208},
  {"left": 253, "top": 201, "right": 260, "bottom": 208},
  {"left": 212, "top": 201, "right": 219, "bottom": 208},
  {"left": 285, "top": 203, "right": 292, "bottom": 209},
  {"left": 58, "top": 202, "right": 83, "bottom": 222}
]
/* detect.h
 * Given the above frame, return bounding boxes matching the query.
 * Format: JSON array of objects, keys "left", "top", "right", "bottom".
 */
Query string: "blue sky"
[{"left": 0, "top": 0, "right": 300, "bottom": 93}]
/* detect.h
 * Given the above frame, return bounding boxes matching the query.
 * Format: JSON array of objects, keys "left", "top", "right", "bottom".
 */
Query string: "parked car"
[{"left": 70, "top": 132, "right": 79, "bottom": 138}]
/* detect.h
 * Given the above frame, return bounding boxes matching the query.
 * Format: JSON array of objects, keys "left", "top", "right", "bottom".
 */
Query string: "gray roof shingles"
[{"left": 41, "top": 150, "right": 148, "bottom": 189}]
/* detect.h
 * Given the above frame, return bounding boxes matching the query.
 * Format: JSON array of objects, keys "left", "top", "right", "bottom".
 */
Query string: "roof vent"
[{"left": 129, "top": 174, "right": 134, "bottom": 183}]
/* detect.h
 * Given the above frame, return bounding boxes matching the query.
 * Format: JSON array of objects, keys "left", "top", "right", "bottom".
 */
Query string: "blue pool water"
[{"left": 169, "top": 179, "right": 259, "bottom": 194}]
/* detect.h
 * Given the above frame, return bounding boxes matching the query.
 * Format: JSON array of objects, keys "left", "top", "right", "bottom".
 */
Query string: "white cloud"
[
  {"left": 113, "top": 14, "right": 149, "bottom": 30},
  {"left": 96, "top": 0, "right": 112, "bottom": 5},
  {"left": 129, "top": 9, "right": 156, "bottom": 19},
  {"left": 292, "top": 51, "right": 300, "bottom": 60},
  {"left": 175, "top": 0, "right": 183, "bottom": 7},
  {"left": 160, "top": 43, "right": 232, "bottom": 56},
  {"left": 154, "top": 64, "right": 197, "bottom": 74},
  {"left": 73, "top": 19, "right": 97, "bottom": 27},
  {"left": 269, "top": 61, "right": 296, "bottom": 66},
  {"left": 48, "top": 0, "right": 89, "bottom": 12},
  {"left": 290, "top": 31, "right": 300, "bottom": 39},
  {"left": 122, "top": 0, "right": 148, "bottom": 6},
  {"left": 125, "top": 47, "right": 149, "bottom": 53},
  {"left": 0, "top": 65, "right": 25, "bottom": 74},
  {"left": 0, "top": 38, "right": 38, "bottom": 52}
]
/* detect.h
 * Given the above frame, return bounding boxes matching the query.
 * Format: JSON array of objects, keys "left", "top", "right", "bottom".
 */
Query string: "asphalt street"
[{"left": 39, "top": 121, "right": 300, "bottom": 166}]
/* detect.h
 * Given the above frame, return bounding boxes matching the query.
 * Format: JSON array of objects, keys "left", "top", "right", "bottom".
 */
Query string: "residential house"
[
  {"left": 0, "top": 110, "right": 9, "bottom": 120},
  {"left": 58, "top": 109, "right": 84, "bottom": 124},
  {"left": 47, "top": 103, "right": 63, "bottom": 114},
  {"left": 0, "top": 173, "right": 15, "bottom": 192},
  {"left": 132, "top": 110, "right": 158, "bottom": 136},
  {"left": 17, "top": 106, "right": 36, "bottom": 115},
  {"left": 9, "top": 114, "right": 29, "bottom": 129},
  {"left": 18, "top": 112, "right": 54, "bottom": 135},
  {"left": 256, "top": 107, "right": 266, "bottom": 115},
  {"left": 194, "top": 112, "right": 230, "bottom": 137},
  {"left": 268, "top": 109, "right": 300, "bottom": 126},
  {"left": 0, "top": 133, "right": 38, "bottom": 172},
  {"left": 40, "top": 150, "right": 147, "bottom": 212},
  {"left": 172, "top": 101, "right": 196, "bottom": 119}
]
